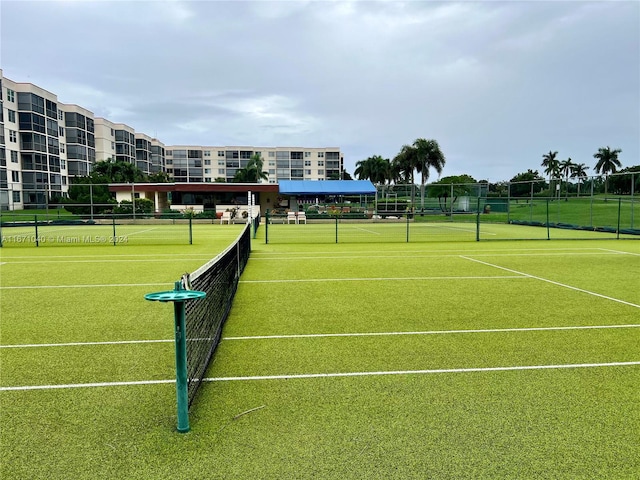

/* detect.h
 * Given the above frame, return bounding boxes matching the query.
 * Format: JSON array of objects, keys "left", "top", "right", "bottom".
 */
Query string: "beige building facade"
[{"left": 1, "top": 70, "right": 342, "bottom": 210}]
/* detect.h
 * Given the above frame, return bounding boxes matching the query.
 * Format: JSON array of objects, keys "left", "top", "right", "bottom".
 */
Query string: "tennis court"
[{"left": 1, "top": 225, "right": 639, "bottom": 479}]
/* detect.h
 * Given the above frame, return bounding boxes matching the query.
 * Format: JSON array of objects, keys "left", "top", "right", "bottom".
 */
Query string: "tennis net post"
[{"left": 145, "top": 280, "right": 206, "bottom": 433}]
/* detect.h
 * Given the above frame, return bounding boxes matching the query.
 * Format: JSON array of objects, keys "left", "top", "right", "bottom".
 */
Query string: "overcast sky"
[{"left": 1, "top": 0, "right": 638, "bottom": 182}]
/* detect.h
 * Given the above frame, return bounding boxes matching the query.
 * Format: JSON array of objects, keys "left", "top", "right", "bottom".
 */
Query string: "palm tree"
[
  {"left": 391, "top": 144, "right": 416, "bottom": 184},
  {"left": 541, "top": 151, "right": 560, "bottom": 198},
  {"left": 247, "top": 153, "right": 268, "bottom": 182},
  {"left": 354, "top": 155, "right": 391, "bottom": 185},
  {"left": 234, "top": 153, "right": 268, "bottom": 183},
  {"left": 593, "top": 147, "right": 622, "bottom": 197},
  {"left": 413, "top": 138, "right": 446, "bottom": 208},
  {"left": 559, "top": 157, "right": 574, "bottom": 200},
  {"left": 570, "top": 163, "right": 589, "bottom": 197}
]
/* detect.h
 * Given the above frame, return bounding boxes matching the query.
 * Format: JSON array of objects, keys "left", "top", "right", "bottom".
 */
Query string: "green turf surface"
[{"left": 1, "top": 230, "right": 639, "bottom": 479}]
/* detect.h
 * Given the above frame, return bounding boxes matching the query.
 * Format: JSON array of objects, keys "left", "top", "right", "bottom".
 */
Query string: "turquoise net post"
[{"left": 145, "top": 282, "right": 206, "bottom": 433}]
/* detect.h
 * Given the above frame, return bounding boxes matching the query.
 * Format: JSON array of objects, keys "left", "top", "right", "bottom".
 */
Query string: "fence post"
[
  {"left": 546, "top": 199, "right": 550, "bottom": 240},
  {"left": 617, "top": 198, "right": 621, "bottom": 240},
  {"left": 112, "top": 215, "right": 117, "bottom": 246},
  {"left": 265, "top": 209, "right": 269, "bottom": 244},
  {"left": 189, "top": 216, "right": 193, "bottom": 245},
  {"left": 631, "top": 173, "right": 635, "bottom": 229},
  {"left": 590, "top": 180, "right": 594, "bottom": 227},
  {"left": 406, "top": 212, "right": 410, "bottom": 243},
  {"left": 35, "top": 215, "right": 40, "bottom": 247},
  {"left": 476, "top": 197, "right": 480, "bottom": 242}
]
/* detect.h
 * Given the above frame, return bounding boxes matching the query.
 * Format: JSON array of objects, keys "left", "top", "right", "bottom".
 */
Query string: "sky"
[{"left": 1, "top": 0, "right": 638, "bottom": 182}]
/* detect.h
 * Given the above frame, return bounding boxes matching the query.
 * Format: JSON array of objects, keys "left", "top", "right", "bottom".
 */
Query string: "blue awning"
[{"left": 278, "top": 180, "right": 376, "bottom": 195}]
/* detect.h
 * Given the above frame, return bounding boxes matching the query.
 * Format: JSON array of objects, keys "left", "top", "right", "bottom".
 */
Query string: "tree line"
[{"left": 353, "top": 141, "right": 638, "bottom": 197}]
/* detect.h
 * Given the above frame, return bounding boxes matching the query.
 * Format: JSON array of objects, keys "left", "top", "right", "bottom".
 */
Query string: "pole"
[
  {"left": 90, "top": 184, "right": 94, "bottom": 221},
  {"left": 144, "top": 282, "right": 206, "bottom": 433},
  {"left": 631, "top": 173, "right": 635, "bottom": 229},
  {"left": 35, "top": 214, "right": 40, "bottom": 247},
  {"left": 617, "top": 198, "right": 621, "bottom": 240},
  {"left": 546, "top": 199, "right": 550, "bottom": 240},
  {"left": 173, "top": 289, "right": 190, "bottom": 433},
  {"left": 132, "top": 184, "right": 136, "bottom": 220},
  {"left": 476, "top": 197, "right": 480, "bottom": 242},
  {"left": 112, "top": 215, "right": 117, "bottom": 246}
]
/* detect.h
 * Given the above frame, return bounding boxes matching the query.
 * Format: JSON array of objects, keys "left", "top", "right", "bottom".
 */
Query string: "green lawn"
[{"left": 1, "top": 226, "right": 639, "bottom": 479}]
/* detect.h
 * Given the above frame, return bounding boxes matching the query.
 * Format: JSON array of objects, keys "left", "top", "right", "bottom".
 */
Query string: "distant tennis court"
[{"left": 1, "top": 233, "right": 638, "bottom": 479}]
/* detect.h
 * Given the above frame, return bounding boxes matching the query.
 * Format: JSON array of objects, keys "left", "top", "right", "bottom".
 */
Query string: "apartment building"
[
  {"left": 165, "top": 146, "right": 343, "bottom": 184},
  {"left": 0, "top": 70, "right": 342, "bottom": 210}
]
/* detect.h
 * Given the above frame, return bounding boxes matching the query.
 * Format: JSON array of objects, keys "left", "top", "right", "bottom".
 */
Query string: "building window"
[
  {"left": 204, "top": 168, "right": 211, "bottom": 174},
  {"left": 8, "top": 110, "right": 16, "bottom": 123},
  {"left": 60, "top": 144, "right": 65, "bottom": 154},
  {"left": 268, "top": 161, "right": 275, "bottom": 166},
  {"left": 304, "top": 152, "right": 311, "bottom": 157},
  {"left": 58, "top": 110, "right": 64, "bottom": 121},
  {"left": 218, "top": 160, "right": 225, "bottom": 166},
  {"left": 305, "top": 169, "right": 312, "bottom": 175},
  {"left": 304, "top": 160, "right": 311, "bottom": 166},
  {"left": 6, "top": 89, "right": 15, "bottom": 102},
  {"left": 318, "top": 169, "right": 324, "bottom": 176},
  {"left": 218, "top": 151, "right": 225, "bottom": 157},
  {"left": 318, "top": 160, "right": 324, "bottom": 166},
  {"left": 61, "top": 159, "right": 66, "bottom": 169},
  {"left": 9, "top": 130, "right": 17, "bottom": 142},
  {"left": 204, "top": 159, "right": 211, "bottom": 165},
  {"left": 268, "top": 151, "right": 275, "bottom": 157},
  {"left": 11, "top": 171, "right": 20, "bottom": 182},
  {"left": 204, "top": 150, "right": 211, "bottom": 157},
  {"left": 10, "top": 151, "right": 18, "bottom": 163},
  {"left": 318, "top": 152, "right": 324, "bottom": 158},
  {"left": 12, "top": 191, "right": 20, "bottom": 203},
  {"left": 59, "top": 126, "right": 64, "bottom": 136}
]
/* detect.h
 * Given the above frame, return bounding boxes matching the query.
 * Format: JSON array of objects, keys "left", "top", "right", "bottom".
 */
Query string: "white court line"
[
  {"left": 0, "top": 339, "right": 173, "bottom": 349},
  {"left": 251, "top": 247, "right": 607, "bottom": 256},
  {"left": 224, "top": 323, "right": 640, "bottom": 341},
  {"left": 598, "top": 248, "right": 640, "bottom": 257},
  {"left": 3, "top": 258, "right": 214, "bottom": 265},
  {"left": 1, "top": 253, "right": 222, "bottom": 260},
  {"left": 349, "top": 226, "right": 382, "bottom": 235},
  {"left": 461, "top": 256, "right": 640, "bottom": 309},
  {"left": 249, "top": 252, "right": 622, "bottom": 261},
  {"left": 240, "top": 275, "right": 525, "bottom": 284},
  {"left": 4, "top": 323, "right": 638, "bottom": 349},
  {"left": 2, "top": 361, "right": 638, "bottom": 391},
  {"left": 121, "top": 227, "right": 159, "bottom": 237},
  {"left": 0, "top": 283, "right": 170, "bottom": 290},
  {"left": 206, "top": 362, "right": 640, "bottom": 382}
]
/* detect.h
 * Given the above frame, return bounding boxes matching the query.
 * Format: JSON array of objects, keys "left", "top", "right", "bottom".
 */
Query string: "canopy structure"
[{"left": 278, "top": 180, "right": 376, "bottom": 196}]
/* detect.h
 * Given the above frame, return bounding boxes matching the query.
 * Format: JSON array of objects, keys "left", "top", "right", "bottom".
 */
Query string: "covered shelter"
[
  {"left": 277, "top": 180, "right": 376, "bottom": 212},
  {"left": 109, "top": 182, "right": 279, "bottom": 215}
]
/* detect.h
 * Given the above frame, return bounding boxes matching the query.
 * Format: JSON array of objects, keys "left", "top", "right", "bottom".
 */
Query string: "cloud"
[{"left": 1, "top": 0, "right": 637, "bottom": 181}]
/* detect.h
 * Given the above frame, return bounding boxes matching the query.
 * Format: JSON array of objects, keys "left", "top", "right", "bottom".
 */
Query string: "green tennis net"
[{"left": 182, "top": 222, "right": 251, "bottom": 407}]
